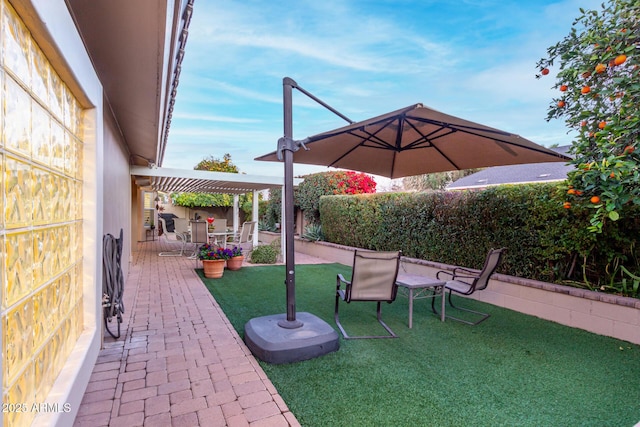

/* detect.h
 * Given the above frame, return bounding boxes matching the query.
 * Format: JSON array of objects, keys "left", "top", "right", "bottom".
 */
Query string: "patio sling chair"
[
  {"left": 158, "top": 217, "right": 188, "bottom": 256},
  {"left": 335, "top": 250, "right": 402, "bottom": 339},
  {"left": 433, "top": 248, "right": 506, "bottom": 325},
  {"left": 228, "top": 221, "right": 256, "bottom": 252},
  {"left": 188, "top": 220, "right": 209, "bottom": 260}
]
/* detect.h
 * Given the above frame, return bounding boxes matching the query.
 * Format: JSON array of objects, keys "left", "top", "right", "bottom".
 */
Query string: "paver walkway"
[{"left": 74, "top": 238, "right": 328, "bottom": 426}]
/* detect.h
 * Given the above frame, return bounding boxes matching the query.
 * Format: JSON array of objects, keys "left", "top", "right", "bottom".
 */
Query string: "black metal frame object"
[{"left": 276, "top": 77, "right": 353, "bottom": 329}]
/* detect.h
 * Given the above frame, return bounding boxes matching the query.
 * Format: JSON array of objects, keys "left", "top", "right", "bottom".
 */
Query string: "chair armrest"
[
  {"left": 437, "top": 267, "right": 478, "bottom": 283},
  {"left": 436, "top": 270, "right": 454, "bottom": 280},
  {"left": 451, "top": 267, "right": 480, "bottom": 281},
  {"left": 337, "top": 274, "right": 351, "bottom": 288}
]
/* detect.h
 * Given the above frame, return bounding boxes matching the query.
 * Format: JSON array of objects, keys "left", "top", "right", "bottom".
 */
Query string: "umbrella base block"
[{"left": 244, "top": 312, "right": 339, "bottom": 364}]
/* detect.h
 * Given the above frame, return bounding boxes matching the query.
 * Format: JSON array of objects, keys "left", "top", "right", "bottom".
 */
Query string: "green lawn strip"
[{"left": 199, "top": 264, "right": 640, "bottom": 427}]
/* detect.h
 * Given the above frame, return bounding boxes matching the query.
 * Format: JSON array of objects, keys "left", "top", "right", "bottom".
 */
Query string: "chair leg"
[
  {"left": 375, "top": 302, "right": 397, "bottom": 338},
  {"left": 444, "top": 291, "right": 491, "bottom": 325},
  {"left": 334, "top": 297, "right": 397, "bottom": 339},
  {"left": 334, "top": 293, "right": 350, "bottom": 339},
  {"left": 159, "top": 239, "right": 186, "bottom": 257}
]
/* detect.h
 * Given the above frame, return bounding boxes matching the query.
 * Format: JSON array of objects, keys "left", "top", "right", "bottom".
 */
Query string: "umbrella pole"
[
  {"left": 243, "top": 77, "right": 353, "bottom": 362},
  {"left": 278, "top": 78, "right": 302, "bottom": 329}
]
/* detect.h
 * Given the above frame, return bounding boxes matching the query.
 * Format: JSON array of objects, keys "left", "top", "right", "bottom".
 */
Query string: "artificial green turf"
[{"left": 199, "top": 264, "right": 640, "bottom": 427}]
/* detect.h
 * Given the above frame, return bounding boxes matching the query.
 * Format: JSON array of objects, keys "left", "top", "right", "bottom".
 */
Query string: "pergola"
[{"left": 130, "top": 166, "right": 301, "bottom": 246}]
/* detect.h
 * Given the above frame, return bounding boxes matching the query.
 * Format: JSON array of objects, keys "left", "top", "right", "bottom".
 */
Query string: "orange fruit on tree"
[
  {"left": 557, "top": 100, "right": 566, "bottom": 107},
  {"left": 567, "top": 188, "right": 576, "bottom": 195},
  {"left": 598, "top": 121, "right": 606, "bottom": 129},
  {"left": 590, "top": 196, "right": 600, "bottom": 204},
  {"left": 580, "top": 120, "right": 587, "bottom": 127},
  {"left": 563, "top": 202, "right": 571, "bottom": 209},
  {"left": 624, "top": 145, "right": 635, "bottom": 154},
  {"left": 595, "top": 63, "right": 607, "bottom": 73},
  {"left": 575, "top": 190, "right": 583, "bottom": 196},
  {"left": 541, "top": 68, "right": 550, "bottom": 75},
  {"left": 581, "top": 86, "right": 591, "bottom": 94},
  {"left": 610, "top": 172, "right": 616, "bottom": 178},
  {"left": 582, "top": 71, "right": 592, "bottom": 78},
  {"left": 560, "top": 84, "right": 568, "bottom": 92},
  {"left": 614, "top": 54, "right": 627, "bottom": 66}
]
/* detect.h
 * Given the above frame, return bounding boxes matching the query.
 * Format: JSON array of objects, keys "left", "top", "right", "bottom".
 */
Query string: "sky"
[{"left": 163, "top": 0, "right": 602, "bottom": 186}]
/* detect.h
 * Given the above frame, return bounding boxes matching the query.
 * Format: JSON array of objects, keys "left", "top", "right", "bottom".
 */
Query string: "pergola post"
[
  {"left": 233, "top": 194, "right": 239, "bottom": 234},
  {"left": 252, "top": 189, "right": 259, "bottom": 246}
]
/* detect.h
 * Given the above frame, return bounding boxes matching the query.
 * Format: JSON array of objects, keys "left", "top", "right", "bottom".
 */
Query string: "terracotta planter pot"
[
  {"left": 227, "top": 255, "right": 244, "bottom": 271},
  {"left": 202, "top": 259, "right": 225, "bottom": 278}
]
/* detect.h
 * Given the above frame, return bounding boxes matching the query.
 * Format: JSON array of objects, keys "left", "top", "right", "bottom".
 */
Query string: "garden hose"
[{"left": 103, "top": 229, "right": 124, "bottom": 338}]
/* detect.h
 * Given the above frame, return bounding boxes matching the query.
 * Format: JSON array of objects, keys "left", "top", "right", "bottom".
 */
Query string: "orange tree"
[{"left": 537, "top": 0, "right": 639, "bottom": 232}]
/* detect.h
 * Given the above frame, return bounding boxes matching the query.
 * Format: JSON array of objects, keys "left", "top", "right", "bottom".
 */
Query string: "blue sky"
[{"left": 164, "top": 0, "right": 601, "bottom": 182}]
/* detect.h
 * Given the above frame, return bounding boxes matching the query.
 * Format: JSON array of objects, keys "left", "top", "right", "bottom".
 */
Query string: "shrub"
[
  {"left": 297, "top": 171, "right": 376, "bottom": 224},
  {"left": 249, "top": 245, "right": 278, "bottom": 264},
  {"left": 318, "top": 183, "right": 640, "bottom": 297}
]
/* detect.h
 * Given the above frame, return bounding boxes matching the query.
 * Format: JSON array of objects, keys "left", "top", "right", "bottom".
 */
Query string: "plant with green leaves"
[
  {"left": 195, "top": 153, "right": 239, "bottom": 173},
  {"left": 297, "top": 171, "right": 376, "bottom": 224},
  {"left": 537, "top": 0, "right": 639, "bottom": 232},
  {"left": 301, "top": 223, "right": 324, "bottom": 241},
  {"left": 171, "top": 192, "right": 234, "bottom": 208},
  {"left": 171, "top": 153, "right": 256, "bottom": 209},
  {"left": 249, "top": 245, "right": 278, "bottom": 264}
]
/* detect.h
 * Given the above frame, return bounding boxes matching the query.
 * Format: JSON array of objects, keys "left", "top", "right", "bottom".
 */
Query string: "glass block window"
[{"left": 1, "top": 2, "right": 86, "bottom": 426}]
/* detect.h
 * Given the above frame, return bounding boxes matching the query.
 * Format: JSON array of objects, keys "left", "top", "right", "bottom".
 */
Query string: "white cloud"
[{"left": 164, "top": 0, "right": 603, "bottom": 179}]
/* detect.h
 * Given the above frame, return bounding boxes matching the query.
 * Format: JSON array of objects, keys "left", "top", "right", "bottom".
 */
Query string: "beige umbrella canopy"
[
  {"left": 256, "top": 103, "right": 570, "bottom": 179},
  {"left": 246, "top": 80, "right": 571, "bottom": 364}
]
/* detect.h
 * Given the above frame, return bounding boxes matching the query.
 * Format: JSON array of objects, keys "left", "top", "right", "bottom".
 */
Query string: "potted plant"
[
  {"left": 226, "top": 246, "right": 244, "bottom": 271},
  {"left": 198, "top": 244, "right": 232, "bottom": 278}
]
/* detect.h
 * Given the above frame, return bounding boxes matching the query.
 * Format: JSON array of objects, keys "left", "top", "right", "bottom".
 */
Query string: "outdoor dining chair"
[
  {"left": 188, "top": 220, "right": 209, "bottom": 260},
  {"left": 158, "top": 217, "right": 188, "bottom": 256},
  {"left": 228, "top": 221, "right": 256, "bottom": 253},
  {"left": 433, "top": 248, "right": 506, "bottom": 325},
  {"left": 335, "top": 250, "right": 402, "bottom": 339}
]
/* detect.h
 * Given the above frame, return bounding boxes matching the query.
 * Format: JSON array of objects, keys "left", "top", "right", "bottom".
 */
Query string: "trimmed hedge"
[{"left": 319, "top": 183, "right": 640, "bottom": 296}]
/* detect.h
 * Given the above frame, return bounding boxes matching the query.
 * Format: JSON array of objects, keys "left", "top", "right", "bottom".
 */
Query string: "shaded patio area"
[{"left": 73, "top": 238, "right": 327, "bottom": 426}]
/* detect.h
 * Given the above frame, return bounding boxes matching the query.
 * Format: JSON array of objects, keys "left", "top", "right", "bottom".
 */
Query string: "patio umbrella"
[
  {"left": 245, "top": 78, "right": 570, "bottom": 364},
  {"left": 255, "top": 103, "right": 570, "bottom": 179}
]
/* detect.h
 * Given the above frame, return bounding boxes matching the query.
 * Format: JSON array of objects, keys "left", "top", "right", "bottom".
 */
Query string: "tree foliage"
[
  {"left": 262, "top": 187, "right": 282, "bottom": 231},
  {"left": 297, "top": 171, "right": 377, "bottom": 223},
  {"left": 172, "top": 153, "right": 239, "bottom": 208},
  {"left": 171, "top": 192, "right": 234, "bottom": 208},
  {"left": 537, "top": 0, "right": 639, "bottom": 232},
  {"left": 194, "top": 153, "right": 239, "bottom": 173},
  {"left": 403, "top": 169, "right": 481, "bottom": 191}
]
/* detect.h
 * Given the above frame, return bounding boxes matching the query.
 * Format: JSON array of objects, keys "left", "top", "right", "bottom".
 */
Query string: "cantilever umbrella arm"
[{"left": 278, "top": 77, "right": 353, "bottom": 328}]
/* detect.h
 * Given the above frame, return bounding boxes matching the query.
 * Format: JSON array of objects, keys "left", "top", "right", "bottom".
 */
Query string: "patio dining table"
[
  {"left": 208, "top": 230, "right": 235, "bottom": 248},
  {"left": 395, "top": 274, "right": 446, "bottom": 328}
]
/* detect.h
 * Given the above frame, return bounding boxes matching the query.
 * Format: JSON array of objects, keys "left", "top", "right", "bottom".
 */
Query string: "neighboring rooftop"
[{"left": 446, "top": 146, "right": 574, "bottom": 190}]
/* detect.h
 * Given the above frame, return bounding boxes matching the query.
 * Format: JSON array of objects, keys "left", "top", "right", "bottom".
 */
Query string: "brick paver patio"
[{"left": 74, "top": 238, "right": 326, "bottom": 426}]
